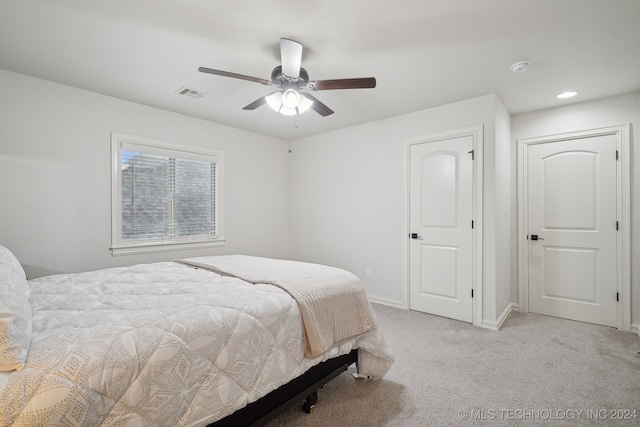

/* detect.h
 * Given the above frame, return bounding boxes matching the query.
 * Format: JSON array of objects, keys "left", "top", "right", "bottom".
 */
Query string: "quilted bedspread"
[
  {"left": 0, "top": 261, "right": 393, "bottom": 426},
  {"left": 180, "top": 255, "right": 376, "bottom": 358}
]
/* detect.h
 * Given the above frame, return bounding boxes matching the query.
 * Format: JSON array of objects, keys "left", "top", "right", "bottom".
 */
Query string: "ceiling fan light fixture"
[
  {"left": 266, "top": 89, "right": 313, "bottom": 116},
  {"left": 282, "top": 89, "right": 300, "bottom": 109}
]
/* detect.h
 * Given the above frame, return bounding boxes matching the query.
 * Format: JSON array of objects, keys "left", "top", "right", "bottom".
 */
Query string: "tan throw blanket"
[{"left": 179, "top": 255, "right": 376, "bottom": 358}]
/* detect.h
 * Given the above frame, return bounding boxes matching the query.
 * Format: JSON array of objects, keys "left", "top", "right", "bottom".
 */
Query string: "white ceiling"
[{"left": 1, "top": 0, "right": 639, "bottom": 141}]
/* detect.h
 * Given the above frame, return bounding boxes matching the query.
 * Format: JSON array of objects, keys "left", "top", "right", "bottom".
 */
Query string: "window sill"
[{"left": 110, "top": 239, "right": 226, "bottom": 256}]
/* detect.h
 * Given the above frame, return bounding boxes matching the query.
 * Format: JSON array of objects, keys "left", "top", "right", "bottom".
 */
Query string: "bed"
[{"left": 0, "top": 245, "right": 393, "bottom": 426}]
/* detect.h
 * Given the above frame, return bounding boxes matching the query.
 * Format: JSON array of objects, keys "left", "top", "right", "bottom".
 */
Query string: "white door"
[
  {"left": 527, "top": 134, "right": 618, "bottom": 327},
  {"left": 409, "top": 136, "right": 473, "bottom": 322}
]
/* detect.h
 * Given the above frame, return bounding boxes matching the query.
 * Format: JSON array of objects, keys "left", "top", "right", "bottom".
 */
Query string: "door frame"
[
  {"left": 517, "top": 125, "right": 631, "bottom": 331},
  {"left": 402, "top": 125, "right": 484, "bottom": 327}
]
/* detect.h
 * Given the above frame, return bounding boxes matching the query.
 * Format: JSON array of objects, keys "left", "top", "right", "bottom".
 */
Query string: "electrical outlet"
[{"left": 365, "top": 267, "right": 372, "bottom": 277}]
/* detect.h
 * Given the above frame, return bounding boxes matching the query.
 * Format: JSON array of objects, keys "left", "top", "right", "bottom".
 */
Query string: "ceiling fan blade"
[
  {"left": 198, "top": 67, "right": 272, "bottom": 85},
  {"left": 242, "top": 96, "right": 268, "bottom": 110},
  {"left": 280, "top": 38, "right": 303, "bottom": 78},
  {"left": 309, "top": 77, "right": 376, "bottom": 91},
  {"left": 301, "top": 93, "right": 334, "bottom": 117}
]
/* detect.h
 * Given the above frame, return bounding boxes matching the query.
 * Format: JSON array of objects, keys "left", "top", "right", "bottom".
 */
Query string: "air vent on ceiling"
[{"left": 175, "top": 86, "right": 207, "bottom": 99}]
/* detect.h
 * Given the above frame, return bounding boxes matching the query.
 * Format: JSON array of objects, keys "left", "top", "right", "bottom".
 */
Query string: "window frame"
[{"left": 110, "top": 132, "right": 225, "bottom": 256}]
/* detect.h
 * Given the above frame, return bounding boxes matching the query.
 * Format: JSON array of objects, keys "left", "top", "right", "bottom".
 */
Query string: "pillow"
[{"left": 0, "top": 244, "right": 32, "bottom": 371}]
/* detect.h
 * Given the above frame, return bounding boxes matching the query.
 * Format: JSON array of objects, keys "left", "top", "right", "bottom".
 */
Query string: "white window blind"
[{"left": 111, "top": 133, "right": 224, "bottom": 255}]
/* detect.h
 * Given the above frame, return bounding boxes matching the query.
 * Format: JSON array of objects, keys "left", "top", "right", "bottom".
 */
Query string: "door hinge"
[
  {"left": 617, "top": 292, "right": 619, "bottom": 302},
  {"left": 468, "top": 150, "right": 474, "bottom": 160},
  {"left": 471, "top": 220, "right": 474, "bottom": 229},
  {"left": 471, "top": 289, "right": 474, "bottom": 298},
  {"left": 616, "top": 150, "right": 619, "bottom": 160},
  {"left": 616, "top": 221, "right": 619, "bottom": 230}
]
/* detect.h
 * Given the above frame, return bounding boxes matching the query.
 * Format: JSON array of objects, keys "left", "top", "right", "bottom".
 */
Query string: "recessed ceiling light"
[
  {"left": 510, "top": 61, "right": 531, "bottom": 73},
  {"left": 557, "top": 91, "right": 578, "bottom": 99}
]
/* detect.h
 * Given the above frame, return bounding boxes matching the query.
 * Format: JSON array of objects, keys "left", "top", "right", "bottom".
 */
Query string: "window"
[{"left": 111, "top": 132, "right": 224, "bottom": 255}]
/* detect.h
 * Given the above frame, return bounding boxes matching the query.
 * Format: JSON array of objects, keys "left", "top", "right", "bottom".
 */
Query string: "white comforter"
[
  {"left": 1, "top": 261, "right": 393, "bottom": 426},
  {"left": 180, "top": 255, "right": 377, "bottom": 358}
]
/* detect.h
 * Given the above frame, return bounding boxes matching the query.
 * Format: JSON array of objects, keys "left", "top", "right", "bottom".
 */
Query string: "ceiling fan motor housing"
[{"left": 271, "top": 66, "right": 309, "bottom": 89}]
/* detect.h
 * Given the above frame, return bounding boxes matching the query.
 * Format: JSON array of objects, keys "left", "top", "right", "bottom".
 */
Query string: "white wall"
[
  {"left": 512, "top": 91, "right": 640, "bottom": 327},
  {"left": 493, "top": 98, "right": 513, "bottom": 321},
  {"left": 0, "top": 70, "right": 291, "bottom": 278},
  {"left": 289, "top": 94, "right": 511, "bottom": 325}
]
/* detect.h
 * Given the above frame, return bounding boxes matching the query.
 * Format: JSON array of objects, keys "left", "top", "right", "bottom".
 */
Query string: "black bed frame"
[{"left": 209, "top": 348, "right": 358, "bottom": 427}]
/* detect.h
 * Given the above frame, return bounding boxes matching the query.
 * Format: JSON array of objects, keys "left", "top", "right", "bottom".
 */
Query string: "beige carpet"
[{"left": 266, "top": 304, "right": 640, "bottom": 426}]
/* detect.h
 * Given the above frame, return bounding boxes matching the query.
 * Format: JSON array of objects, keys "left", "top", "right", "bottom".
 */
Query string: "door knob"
[
  {"left": 530, "top": 234, "right": 544, "bottom": 241},
  {"left": 410, "top": 233, "right": 423, "bottom": 240}
]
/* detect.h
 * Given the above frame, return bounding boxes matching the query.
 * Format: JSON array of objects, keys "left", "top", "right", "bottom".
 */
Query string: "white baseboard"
[
  {"left": 482, "top": 302, "right": 518, "bottom": 331},
  {"left": 368, "top": 295, "right": 405, "bottom": 309},
  {"left": 631, "top": 323, "right": 640, "bottom": 337}
]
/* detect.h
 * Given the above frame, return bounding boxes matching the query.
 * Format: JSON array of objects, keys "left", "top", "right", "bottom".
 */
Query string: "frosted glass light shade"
[
  {"left": 266, "top": 92, "right": 283, "bottom": 112},
  {"left": 282, "top": 89, "right": 300, "bottom": 108},
  {"left": 298, "top": 94, "right": 313, "bottom": 113}
]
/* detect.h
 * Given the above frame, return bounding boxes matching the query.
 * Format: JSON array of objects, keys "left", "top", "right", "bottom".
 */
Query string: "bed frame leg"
[{"left": 302, "top": 390, "right": 318, "bottom": 413}]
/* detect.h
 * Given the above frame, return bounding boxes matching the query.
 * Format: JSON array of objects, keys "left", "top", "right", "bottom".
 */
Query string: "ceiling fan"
[{"left": 198, "top": 38, "right": 376, "bottom": 117}]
